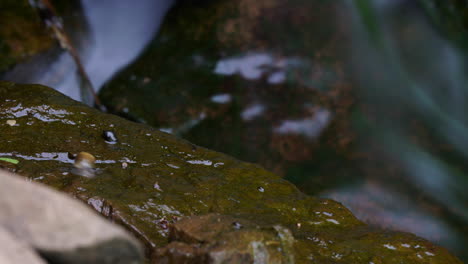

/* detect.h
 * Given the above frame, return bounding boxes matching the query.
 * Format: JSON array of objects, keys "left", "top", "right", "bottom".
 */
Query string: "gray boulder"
[
  {"left": 0, "top": 169, "right": 143, "bottom": 264},
  {"left": 0, "top": 227, "right": 46, "bottom": 264}
]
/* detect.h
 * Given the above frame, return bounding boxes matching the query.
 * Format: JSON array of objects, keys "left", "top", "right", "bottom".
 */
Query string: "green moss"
[
  {"left": 0, "top": 0, "right": 55, "bottom": 72},
  {"left": 0, "top": 81, "right": 462, "bottom": 263}
]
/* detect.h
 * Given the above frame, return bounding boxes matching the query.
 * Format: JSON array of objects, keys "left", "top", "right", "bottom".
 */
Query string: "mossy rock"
[
  {"left": 99, "top": 0, "right": 356, "bottom": 191},
  {"left": 0, "top": 0, "right": 85, "bottom": 75},
  {"left": 0, "top": 0, "right": 55, "bottom": 73},
  {"left": 0, "top": 81, "right": 462, "bottom": 263}
]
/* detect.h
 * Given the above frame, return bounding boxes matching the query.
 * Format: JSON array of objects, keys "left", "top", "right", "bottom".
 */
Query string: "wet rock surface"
[
  {"left": 155, "top": 214, "right": 292, "bottom": 263},
  {"left": 0, "top": 169, "right": 143, "bottom": 264},
  {"left": 0, "top": 81, "right": 462, "bottom": 263}
]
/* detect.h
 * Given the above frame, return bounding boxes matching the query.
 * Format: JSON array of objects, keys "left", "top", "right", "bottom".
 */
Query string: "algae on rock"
[{"left": 0, "top": 81, "right": 462, "bottom": 263}]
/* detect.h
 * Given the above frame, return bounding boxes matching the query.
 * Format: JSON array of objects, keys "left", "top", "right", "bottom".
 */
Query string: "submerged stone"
[{"left": 0, "top": 81, "right": 462, "bottom": 263}]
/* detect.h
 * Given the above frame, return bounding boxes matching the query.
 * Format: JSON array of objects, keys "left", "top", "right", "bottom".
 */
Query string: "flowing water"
[
  {"left": 4, "top": 0, "right": 175, "bottom": 101},
  {"left": 329, "top": 0, "right": 468, "bottom": 258}
]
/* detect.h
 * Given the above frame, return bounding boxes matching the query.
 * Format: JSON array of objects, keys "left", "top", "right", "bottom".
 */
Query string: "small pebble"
[
  {"left": 102, "top": 131, "right": 118, "bottom": 144},
  {"left": 154, "top": 182, "right": 162, "bottom": 191},
  {"left": 74, "top": 152, "right": 96, "bottom": 169},
  {"left": 6, "top": 120, "right": 16, "bottom": 126},
  {"left": 232, "top": 221, "right": 243, "bottom": 230}
]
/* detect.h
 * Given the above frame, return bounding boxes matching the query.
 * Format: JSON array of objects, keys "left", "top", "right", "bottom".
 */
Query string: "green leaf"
[{"left": 0, "top": 157, "right": 19, "bottom": 164}]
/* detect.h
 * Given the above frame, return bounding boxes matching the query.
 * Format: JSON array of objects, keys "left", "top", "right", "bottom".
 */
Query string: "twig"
[{"left": 31, "top": 0, "right": 103, "bottom": 109}]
